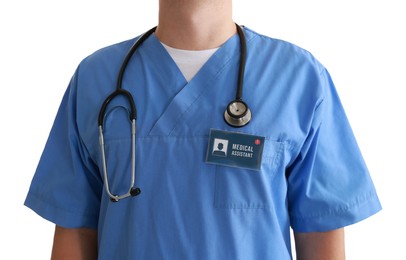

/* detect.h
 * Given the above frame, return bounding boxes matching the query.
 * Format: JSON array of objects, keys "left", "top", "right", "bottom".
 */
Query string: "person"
[
  {"left": 25, "top": 0, "right": 382, "bottom": 259},
  {"left": 213, "top": 142, "right": 227, "bottom": 156}
]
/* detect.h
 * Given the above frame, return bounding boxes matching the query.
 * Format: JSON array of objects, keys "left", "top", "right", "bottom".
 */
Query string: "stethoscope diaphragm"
[{"left": 224, "top": 99, "right": 251, "bottom": 127}]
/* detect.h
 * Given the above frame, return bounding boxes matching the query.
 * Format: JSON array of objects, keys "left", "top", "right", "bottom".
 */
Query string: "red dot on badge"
[{"left": 255, "top": 139, "right": 261, "bottom": 145}]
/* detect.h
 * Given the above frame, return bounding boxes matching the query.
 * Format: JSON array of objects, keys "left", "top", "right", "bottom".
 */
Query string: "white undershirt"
[{"left": 161, "top": 42, "right": 219, "bottom": 82}]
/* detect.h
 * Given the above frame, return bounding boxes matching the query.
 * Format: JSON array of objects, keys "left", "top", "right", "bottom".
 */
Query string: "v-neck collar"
[
  {"left": 144, "top": 31, "right": 244, "bottom": 136},
  {"left": 143, "top": 32, "right": 244, "bottom": 85},
  {"left": 140, "top": 33, "right": 188, "bottom": 89}
]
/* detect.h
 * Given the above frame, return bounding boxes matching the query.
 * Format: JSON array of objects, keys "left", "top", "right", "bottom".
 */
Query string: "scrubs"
[{"left": 25, "top": 27, "right": 381, "bottom": 259}]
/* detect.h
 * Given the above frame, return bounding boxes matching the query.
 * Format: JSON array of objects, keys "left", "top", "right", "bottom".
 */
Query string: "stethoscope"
[{"left": 98, "top": 24, "right": 251, "bottom": 202}]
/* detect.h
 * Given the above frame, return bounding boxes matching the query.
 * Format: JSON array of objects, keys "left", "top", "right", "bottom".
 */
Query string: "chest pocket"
[{"left": 214, "top": 139, "right": 284, "bottom": 209}]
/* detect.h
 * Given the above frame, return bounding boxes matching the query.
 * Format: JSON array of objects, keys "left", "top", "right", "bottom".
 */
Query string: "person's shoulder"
[
  {"left": 244, "top": 27, "right": 324, "bottom": 72},
  {"left": 77, "top": 36, "right": 139, "bottom": 72},
  {"left": 91, "top": 38, "right": 134, "bottom": 58}
]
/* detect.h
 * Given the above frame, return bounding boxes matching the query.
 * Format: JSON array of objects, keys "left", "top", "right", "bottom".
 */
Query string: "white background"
[{"left": 1, "top": 0, "right": 404, "bottom": 259}]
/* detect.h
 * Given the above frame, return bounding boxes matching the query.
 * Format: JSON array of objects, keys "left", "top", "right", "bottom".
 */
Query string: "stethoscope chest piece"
[{"left": 224, "top": 99, "right": 251, "bottom": 127}]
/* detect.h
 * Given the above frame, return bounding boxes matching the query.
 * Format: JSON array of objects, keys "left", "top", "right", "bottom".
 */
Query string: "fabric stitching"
[{"left": 290, "top": 190, "right": 378, "bottom": 220}]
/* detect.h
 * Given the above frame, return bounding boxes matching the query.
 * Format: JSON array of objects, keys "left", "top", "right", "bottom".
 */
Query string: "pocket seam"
[{"left": 214, "top": 139, "right": 285, "bottom": 210}]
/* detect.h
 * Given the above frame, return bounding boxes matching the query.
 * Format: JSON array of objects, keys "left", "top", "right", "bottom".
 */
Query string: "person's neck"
[{"left": 155, "top": 0, "right": 236, "bottom": 50}]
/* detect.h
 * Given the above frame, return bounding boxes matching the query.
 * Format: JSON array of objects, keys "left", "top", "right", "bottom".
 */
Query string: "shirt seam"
[
  {"left": 26, "top": 191, "right": 99, "bottom": 219},
  {"left": 290, "top": 190, "right": 378, "bottom": 221}
]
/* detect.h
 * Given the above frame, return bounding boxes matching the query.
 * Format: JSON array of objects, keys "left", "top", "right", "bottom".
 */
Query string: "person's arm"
[
  {"left": 294, "top": 228, "right": 345, "bottom": 260},
  {"left": 51, "top": 225, "right": 98, "bottom": 260}
]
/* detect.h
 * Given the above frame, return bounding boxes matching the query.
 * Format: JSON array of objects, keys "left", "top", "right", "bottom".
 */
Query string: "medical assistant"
[{"left": 25, "top": 27, "right": 381, "bottom": 259}]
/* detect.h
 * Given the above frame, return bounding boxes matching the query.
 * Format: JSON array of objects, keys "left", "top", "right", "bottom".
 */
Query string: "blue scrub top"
[{"left": 25, "top": 27, "right": 381, "bottom": 259}]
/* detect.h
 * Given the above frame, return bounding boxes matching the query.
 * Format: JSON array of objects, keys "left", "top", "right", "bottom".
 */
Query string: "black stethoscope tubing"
[{"left": 98, "top": 24, "right": 251, "bottom": 202}]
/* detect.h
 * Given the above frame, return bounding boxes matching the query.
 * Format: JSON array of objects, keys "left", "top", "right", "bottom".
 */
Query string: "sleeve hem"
[
  {"left": 290, "top": 192, "right": 382, "bottom": 232},
  {"left": 24, "top": 192, "right": 98, "bottom": 229}
]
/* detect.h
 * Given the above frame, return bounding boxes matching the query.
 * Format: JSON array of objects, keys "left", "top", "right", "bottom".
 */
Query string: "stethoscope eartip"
[
  {"left": 130, "top": 187, "right": 141, "bottom": 196},
  {"left": 110, "top": 196, "right": 119, "bottom": 203}
]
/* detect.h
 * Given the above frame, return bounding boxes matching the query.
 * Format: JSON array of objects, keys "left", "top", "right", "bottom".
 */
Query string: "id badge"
[{"left": 206, "top": 129, "right": 265, "bottom": 170}]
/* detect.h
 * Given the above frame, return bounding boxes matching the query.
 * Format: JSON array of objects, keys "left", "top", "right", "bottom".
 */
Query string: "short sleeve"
[
  {"left": 24, "top": 69, "right": 102, "bottom": 229},
  {"left": 287, "top": 69, "right": 381, "bottom": 232}
]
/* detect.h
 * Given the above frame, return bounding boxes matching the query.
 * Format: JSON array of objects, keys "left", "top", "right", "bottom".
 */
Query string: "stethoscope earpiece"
[
  {"left": 110, "top": 196, "right": 119, "bottom": 203},
  {"left": 130, "top": 187, "right": 141, "bottom": 196},
  {"left": 224, "top": 99, "right": 251, "bottom": 127},
  {"left": 109, "top": 187, "right": 141, "bottom": 203}
]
